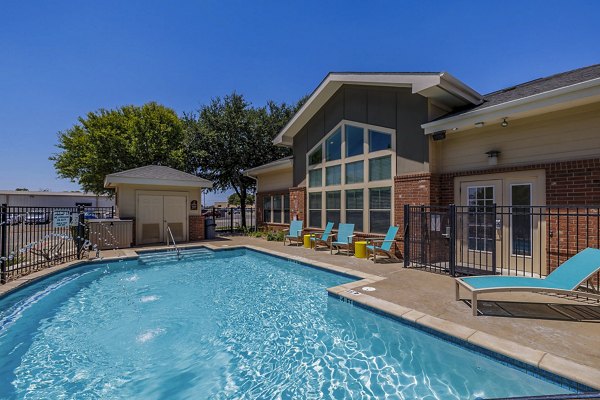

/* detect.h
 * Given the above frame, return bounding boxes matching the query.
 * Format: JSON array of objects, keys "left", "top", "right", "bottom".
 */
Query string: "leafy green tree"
[
  {"left": 228, "top": 193, "right": 254, "bottom": 206},
  {"left": 51, "top": 102, "right": 186, "bottom": 194},
  {"left": 184, "top": 93, "right": 303, "bottom": 227}
]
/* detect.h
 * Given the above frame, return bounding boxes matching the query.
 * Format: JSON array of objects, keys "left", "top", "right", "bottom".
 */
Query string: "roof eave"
[
  {"left": 422, "top": 77, "right": 600, "bottom": 134},
  {"left": 273, "top": 72, "right": 482, "bottom": 147},
  {"left": 243, "top": 158, "right": 293, "bottom": 176},
  {"left": 104, "top": 176, "right": 213, "bottom": 189}
]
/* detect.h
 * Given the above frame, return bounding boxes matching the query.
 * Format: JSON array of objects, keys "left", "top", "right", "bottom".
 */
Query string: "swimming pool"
[{"left": 0, "top": 247, "right": 578, "bottom": 399}]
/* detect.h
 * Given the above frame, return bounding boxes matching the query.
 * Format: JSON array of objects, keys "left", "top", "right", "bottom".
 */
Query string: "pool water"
[{"left": 0, "top": 248, "right": 574, "bottom": 399}]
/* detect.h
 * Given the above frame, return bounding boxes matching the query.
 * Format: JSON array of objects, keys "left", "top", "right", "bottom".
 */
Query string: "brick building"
[{"left": 245, "top": 65, "right": 600, "bottom": 274}]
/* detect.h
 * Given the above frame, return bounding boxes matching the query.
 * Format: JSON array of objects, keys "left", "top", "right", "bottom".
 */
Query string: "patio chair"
[
  {"left": 455, "top": 247, "right": 600, "bottom": 316},
  {"left": 310, "top": 222, "right": 335, "bottom": 250},
  {"left": 330, "top": 223, "right": 355, "bottom": 256},
  {"left": 366, "top": 226, "right": 400, "bottom": 263},
  {"left": 30, "top": 234, "right": 67, "bottom": 262},
  {"left": 283, "top": 220, "right": 304, "bottom": 246}
]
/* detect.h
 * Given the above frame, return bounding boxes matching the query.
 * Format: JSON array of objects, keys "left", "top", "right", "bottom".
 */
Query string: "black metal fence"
[
  {"left": 203, "top": 207, "right": 255, "bottom": 233},
  {"left": 404, "top": 204, "right": 600, "bottom": 293},
  {"left": 0, "top": 205, "right": 115, "bottom": 284}
]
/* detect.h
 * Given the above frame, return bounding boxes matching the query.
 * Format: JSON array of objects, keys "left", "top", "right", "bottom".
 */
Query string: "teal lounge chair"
[
  {"left": 330, "top": 223, "right": 355, "bottom": 256},
  {"left": 310, "top": 222, "right": 334, "bottom": 250},
  {"left": 283, "top": 220, "right": 304, "bottom": 246},
  {"left": 456, "top": 247, "right": 600, "bottom": 316},
  {"left": 366, "top": 226, "right": 400, "bottom": 263}
]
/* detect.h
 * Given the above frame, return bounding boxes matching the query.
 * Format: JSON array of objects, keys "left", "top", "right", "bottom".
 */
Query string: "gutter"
[{"left": 422, "top": 77, "right": 600, "bottom": 134}]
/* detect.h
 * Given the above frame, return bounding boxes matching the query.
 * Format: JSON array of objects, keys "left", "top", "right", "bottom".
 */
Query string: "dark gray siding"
[
  {"left": 292, "top": 84, "right": 429, "bottom": 187},
  {"left": 293, "top": 128, "right": 308, "bottom": 187}
]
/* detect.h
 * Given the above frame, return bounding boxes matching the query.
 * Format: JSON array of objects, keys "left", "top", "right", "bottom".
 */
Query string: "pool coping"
[{"left": 1, "top": 243, "right": 599, "bottom": 391}]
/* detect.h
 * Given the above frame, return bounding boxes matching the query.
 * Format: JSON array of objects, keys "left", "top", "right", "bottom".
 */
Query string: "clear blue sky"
[{"left": 1, "top": 1, "right": 599, "bottom": 204}]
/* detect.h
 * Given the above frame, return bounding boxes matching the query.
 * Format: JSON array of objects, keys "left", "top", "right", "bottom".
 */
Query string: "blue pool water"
[{"left": 0, "top": 248, "right": 575, "bottom": 399}]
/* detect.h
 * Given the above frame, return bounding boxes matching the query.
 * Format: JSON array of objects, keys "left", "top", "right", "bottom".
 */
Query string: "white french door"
[{"left": 456, "top": 171, "right": 545, "bottom": 275}]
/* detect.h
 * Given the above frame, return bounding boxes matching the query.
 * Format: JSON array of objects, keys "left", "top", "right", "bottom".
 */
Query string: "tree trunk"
[{"left": 239, "top": 190, "right": 247, "bottom": 229}]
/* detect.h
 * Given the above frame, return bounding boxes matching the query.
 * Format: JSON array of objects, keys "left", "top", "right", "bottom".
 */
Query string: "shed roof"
[{"left": 104, "top": 165, "right": 213, "bottom": 188}]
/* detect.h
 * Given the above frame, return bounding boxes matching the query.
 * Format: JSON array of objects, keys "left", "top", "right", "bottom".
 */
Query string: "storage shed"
[{"left": 104, "top": 165, "right": 213, "bottom": 245}]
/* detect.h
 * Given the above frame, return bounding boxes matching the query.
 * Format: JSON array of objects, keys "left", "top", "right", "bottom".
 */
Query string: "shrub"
[
  {"left": 266, "top": 230, "right": 285, "bottom": 242},
  {"left": 242, "top": 226, "right": 265, "bottom": 238}
]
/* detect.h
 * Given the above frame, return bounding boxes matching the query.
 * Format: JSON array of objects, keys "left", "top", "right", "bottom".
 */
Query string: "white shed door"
[
  {"left": 138, "top": 195, "right": 164, "bottom": 244},
  {"left": 164, "top": 196, "right": 187, "bottom": 242},
  {"left": 137, "top": 194, "right": 188, "bottom": 245}
]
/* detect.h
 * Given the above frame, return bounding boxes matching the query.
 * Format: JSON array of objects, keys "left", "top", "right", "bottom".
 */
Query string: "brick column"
[
  {"left": 394, "top": 172, "right": 437, "bottom": 255},
  {"left": 189, "top": 215, "right": 205, "bottom": 241},
  {"left": 289, "top": 186, "right": 306, "bottom": 224},
  {"left": 394, "top": 173, "right": 435, "bottom": 226}
]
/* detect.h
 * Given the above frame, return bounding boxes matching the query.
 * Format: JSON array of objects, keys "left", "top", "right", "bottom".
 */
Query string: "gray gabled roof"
[
  {"left": 273, "top": 72, "right": 483, "bottom": 146},
  {"left": 105, "top": 165, "right": 213, "bottom": 188},
  {"left": 437, "top": 64, "right": 600, "bottom": 120}
]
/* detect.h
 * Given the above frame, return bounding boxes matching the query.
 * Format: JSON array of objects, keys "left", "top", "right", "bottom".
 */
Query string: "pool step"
[{"left": 138, "top": 248, "right": 214, "bottom": 265}]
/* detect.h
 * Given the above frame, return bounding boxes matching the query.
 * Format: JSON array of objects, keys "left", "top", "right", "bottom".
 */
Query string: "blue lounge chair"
[
  {"left": 283, "top": 220, "right": 304, "bottom": 246},
  {"left": 456, "top": 247, "right": 600, "bottom": 316},
  {"left": 330, "top": 223, "right": 355, "bottom": 256},
  {"left": 366, "top": 226, "right": 400, "bottom": 263},
  {"left": 310, "top": 222, "right": 334, "bottom": 250}
]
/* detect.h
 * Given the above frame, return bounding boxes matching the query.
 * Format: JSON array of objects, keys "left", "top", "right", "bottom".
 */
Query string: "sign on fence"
[
  {"left": 52, "top": 210, "right": 71, "bottom": 228},
  {"left": 70, "top": 212, "right": 80, "bottom": 226}
]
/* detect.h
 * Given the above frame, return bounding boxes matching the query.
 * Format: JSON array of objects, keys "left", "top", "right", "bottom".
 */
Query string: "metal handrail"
[{"left": 165, "top": 224, "right": 181, "bottom": 260}]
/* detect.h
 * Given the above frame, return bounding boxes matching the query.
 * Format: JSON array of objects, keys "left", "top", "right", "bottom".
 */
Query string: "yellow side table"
[
  {"left": 354, "top": 241, "right": 368, "bottom": 258},
  {"left": 303, "top": 234, "right": 313, "bottom": 248}
]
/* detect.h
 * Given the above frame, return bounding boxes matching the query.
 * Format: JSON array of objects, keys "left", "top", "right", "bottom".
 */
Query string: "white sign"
[
  {"left": 70, "top": 212, "right": 80, "bottom": 226},
  {"left": 431, "top": 214, "right": 441, "bottom": 232},
  {"left": 53, "top": 210, "right": 71, "bottom": 228}
]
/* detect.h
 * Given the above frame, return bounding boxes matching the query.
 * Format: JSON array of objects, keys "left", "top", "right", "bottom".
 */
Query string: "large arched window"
[{"left": 306, "top": 120, "right": 395, "bottom": 233}]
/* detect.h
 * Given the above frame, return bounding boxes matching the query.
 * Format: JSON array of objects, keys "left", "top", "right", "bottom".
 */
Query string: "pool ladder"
[{"left": 166, "top": 225, "right": 182, "bottom": 260}]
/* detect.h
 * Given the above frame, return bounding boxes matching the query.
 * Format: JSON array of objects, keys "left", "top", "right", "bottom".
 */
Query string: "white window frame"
[
  {"left": 305, "top": 120, "right": 396, "bottom": 231},
  {"left": 263, "top": 194, "right": 289, "bottom": 224},
  {"left": 368, "top": 187, "right": 393, "bottom": 234},
  {"left": 466, "top": 185, "right": 496, "bottom": 253}
]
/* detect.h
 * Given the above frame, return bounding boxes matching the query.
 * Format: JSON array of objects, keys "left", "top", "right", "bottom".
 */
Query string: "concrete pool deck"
[{"left": 2, "top": 236, "right": 599, "bottom": 390}]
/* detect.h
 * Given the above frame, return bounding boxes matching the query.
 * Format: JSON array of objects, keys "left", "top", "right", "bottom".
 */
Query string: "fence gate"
[
  {"left": 404, "top": 204, "right": 600, "bottom": 293},
  {"left": 205, "top": 207, "right": 255, "bottom": 233},
  {"left": 403, "top": 205, "right": 454, "bottom": 274},
  {"left": 0, "top": 205, "right": 114, "bottom": 284}
]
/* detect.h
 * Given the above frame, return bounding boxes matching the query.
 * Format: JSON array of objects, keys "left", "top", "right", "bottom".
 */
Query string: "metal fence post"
[
  {"left": 111, "top": 206, "right": 115, "bottom": 218},
  {"left": 230, "top": 208, "right": 234, "bottom": 233},
  {"left": 420, "top": 205, "right": 426, "bottom": 266},
  {"left": 403, "top": 204, "right": 410, "bottom": 268},
  {"left": 449, "top": 204, "right": 456, "bottom": 276},
  {"left": 492, "top": 203, "right": 497, "bottom": 275},
  {"left": 76, "top": 205, "right": 85, "bottom": 259},
  {"left": 1, "top": 204, "right": 7, "bottom": 284}
]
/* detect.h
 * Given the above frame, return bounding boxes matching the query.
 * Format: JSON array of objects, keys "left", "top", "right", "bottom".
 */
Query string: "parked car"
[
  {"left": 6, "top": 213, "right": 24, "bottom": 225},
  {"left": 83, "top": 212, "right": 98, "bottom": 220},
  {"left": 25, "top": 211, "right": 50, "bottom": 224},
  {"left": 202, "top": 209, "right": 223, "bottom": 218}
]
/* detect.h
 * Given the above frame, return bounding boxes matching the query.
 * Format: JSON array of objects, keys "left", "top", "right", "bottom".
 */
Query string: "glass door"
[
  {"left": 456, "top": 172, "right": 545, "bottom": 276},
  {"left": 501, "top": 177, "right": 545, "bottom": 276},
  {"left": 458, "top": 180, "right": 502, "bottom": 274}
]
